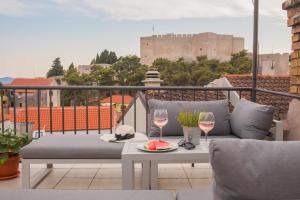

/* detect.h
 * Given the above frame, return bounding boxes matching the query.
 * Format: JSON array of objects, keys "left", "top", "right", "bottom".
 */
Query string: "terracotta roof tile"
[
  {"left": 225, "top": 74, "right": 291, "bottom": 119},
  {"left": 9, "top": 78, "right": 54, "bottom": 93},
  {"left": 9, "top": 106, "right": 115, "bottom": 131},
  {"left": 101, "top": 95, "right": 133, "bottom": 104},
  {"left": 10, "top": 78, "right": 54, "bottom": 86}
]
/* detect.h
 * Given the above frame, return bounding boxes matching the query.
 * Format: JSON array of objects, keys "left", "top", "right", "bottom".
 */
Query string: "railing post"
[{"left": 252, "top": 0, "right": 259, "bottom": 102}]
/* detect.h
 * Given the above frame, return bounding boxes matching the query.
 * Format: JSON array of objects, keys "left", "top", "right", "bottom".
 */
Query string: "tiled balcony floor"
[{"left": 0, "top": 163, "right": 213, "bottom": 191}]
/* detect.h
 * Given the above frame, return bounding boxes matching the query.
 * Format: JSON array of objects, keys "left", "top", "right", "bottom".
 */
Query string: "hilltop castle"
[{"left": 140, "top": 32, "right": 244, "bottom": 65}]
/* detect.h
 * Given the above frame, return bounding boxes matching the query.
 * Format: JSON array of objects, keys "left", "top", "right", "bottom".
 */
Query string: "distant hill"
[{"left": 0, "top": 77, "right": 14, "bottom": 84}]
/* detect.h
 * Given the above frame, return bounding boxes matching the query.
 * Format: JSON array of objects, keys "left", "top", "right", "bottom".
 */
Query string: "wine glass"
[
  {"left": 198, "top": 112, "right": 215, "bottom": 143},
  {"left": 153, "top": 109, "right": 168, "bottom": 141}
]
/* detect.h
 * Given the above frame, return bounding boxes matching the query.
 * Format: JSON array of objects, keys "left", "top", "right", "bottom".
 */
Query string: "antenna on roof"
[
  {"left": 152, "top": 24, "right": 155, "bottom": 35},
  {"left": 271, "top": 46, "right": 275, "bottom": 70}
]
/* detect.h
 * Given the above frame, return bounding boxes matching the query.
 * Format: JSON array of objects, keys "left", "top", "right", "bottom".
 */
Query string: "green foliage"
[
  {"left": 112, "top": 56, "right": 147, "bottom": 86},
  {"left": 47, "top": 57, "right": 64, "bottom": 78},
  {"left": 92, "top": 50, "right": 118, "bottom": 64},
  {"left": 0, "top": 129, "right": 31, "bottom": 165},
  {"left": 154, "top": 50, "right": 252, "bottom": 86},
  {"left": 90, "top": 65, "right": 116, "bottom": 86},
  {"left": 68, "top": 62, "right": 75, "bottom": 71},
  {"left": 177, "top": 112, "right": 200, "bottom": 127}
]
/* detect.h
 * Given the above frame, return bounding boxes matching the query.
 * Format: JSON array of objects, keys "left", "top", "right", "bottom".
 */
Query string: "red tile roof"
[
  {"left": 10, "top": 78, "right": 54, "bottom": 86},
  {"left": 101, "top": 95, "right": 133, "bottom": 104},
  {"left": 225, "top": 74, "right": 291, "bottom": 119},
  {"left": 9, "top": 106, "right": 115, "bottom": 131},
  {"left": 0, "top": 112, "right": 9, "bottom": 122},
  {"left": 225, "top": 74, "right": 290, "bottom": 92}
]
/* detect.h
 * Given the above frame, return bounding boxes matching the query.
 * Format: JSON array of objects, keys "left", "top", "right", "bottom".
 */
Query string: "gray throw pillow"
[
  {"left": 230, "top": 99, "right": 274, "bottom": 139},
  {"left": 209, "top": 139, "right": 300, "bottom": 200},
  {"left": 148, "top": 99, "right": 231, "bottom": 137}
]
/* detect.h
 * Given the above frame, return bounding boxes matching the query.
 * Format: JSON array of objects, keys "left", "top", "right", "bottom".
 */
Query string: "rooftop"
[
  {"left": 102, "top": 95, "right": 133, "bottom": 105},
  {"left": 10, "top": 78, "right": 54, "bottom": 87},
  {"left": 225, "top": 74, "right": 291, "bottom": 118}
]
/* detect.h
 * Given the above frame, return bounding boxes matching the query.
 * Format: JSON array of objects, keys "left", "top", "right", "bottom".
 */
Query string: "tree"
[
  {"left": 68, "top": 62, "right": 75, "bottom": 71},
  {"left": 47, "top": 57, "right": 64, "bottom": 78},
  {"left": 112, "top": 56, "right": 147, "bottom": 86},
  {"left": 90, "top": 65, "right": 116, "bottom": 86},
  {"left": 91, "top": 50, "right": 118, "bottom": 64},
  {"left": 153, "top": 50, "right": 252, "bottom": 86},
  {"left": 95, "top": 54, "right": 101, "bottom": 64}
]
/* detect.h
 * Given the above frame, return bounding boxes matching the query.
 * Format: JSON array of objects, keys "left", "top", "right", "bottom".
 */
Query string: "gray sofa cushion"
[
  {"left": 230, "top": 99, "right": 274, "bottom": 139},
  {"left": 148, "top": 99, "right": 231, "bottom": 137},
  {"left": 176, "top": 188, "right": 213, "bottom": 200},
  {"left": 20, "top": 134, "right": 123, "bottom": 159},
  {"left": 1, "top": 190, "right": 174, "bottom": 200},
  {"left": 209, "top": 139, "right": 300, "bottom": 200}
]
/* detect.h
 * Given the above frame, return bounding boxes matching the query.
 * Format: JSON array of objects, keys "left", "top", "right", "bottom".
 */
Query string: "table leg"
[
  {"left": 122, "top": 159, "right": 135, "bottom": 189},
  {"left": 150, "top": 161, "right": 158, "bottom": 190},
  {"left": 142, "top": 161, "right": 150, "bottom": 189}
]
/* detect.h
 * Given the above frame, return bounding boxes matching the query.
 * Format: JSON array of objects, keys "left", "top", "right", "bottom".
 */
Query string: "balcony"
[{"left": 1, "top": 85, "right": 300, "bottom": 192}]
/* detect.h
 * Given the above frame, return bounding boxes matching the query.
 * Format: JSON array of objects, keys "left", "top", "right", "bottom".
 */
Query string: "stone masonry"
[
  {"left": 140, "top": 32, "right": 244, "bottom": 66},
  {"left": 283, "top": 0, "right": 300, "bottom": 93}
]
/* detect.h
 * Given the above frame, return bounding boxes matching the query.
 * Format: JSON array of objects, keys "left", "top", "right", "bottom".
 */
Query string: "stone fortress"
[
  {"left": 140, "top": 32, "right": 244, "bottom": 65},
  {"left": 140, "top": 32, "right": 289, "bottom": 76}
]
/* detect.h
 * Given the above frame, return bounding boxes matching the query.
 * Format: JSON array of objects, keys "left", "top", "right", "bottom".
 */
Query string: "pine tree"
[
  {"left": 95, "top": 54, "right": 101, "bottom": 64},
  {"left": 69, "top": 62, "right": 75, "bottom": 70},
  {"left": 47, "top": 57, "right": 64, "bottom": 78}
]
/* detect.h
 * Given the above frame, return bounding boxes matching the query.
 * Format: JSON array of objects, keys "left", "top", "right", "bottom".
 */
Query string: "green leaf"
[{"left": 0, "top": 153, "right": 9, "bottom": 165}]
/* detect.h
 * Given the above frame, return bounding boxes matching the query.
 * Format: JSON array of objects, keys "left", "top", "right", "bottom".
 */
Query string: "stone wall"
[
  {"left": 259, "top": 53, "right": 289, "bottom": 76},
  {"left": 140, "top": 32, "right": 244, "bottom": 65},
  {"left": 283, "top": 0, "right": 300, "bottom": 93}
]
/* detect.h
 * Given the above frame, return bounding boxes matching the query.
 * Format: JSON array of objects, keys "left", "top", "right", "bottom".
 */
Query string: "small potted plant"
[
  {"left": 177, "top": 112, "right": 200, "bottom": 145},
  {"left": 0, "top": 129, "right": 30, "bottom": 180}
]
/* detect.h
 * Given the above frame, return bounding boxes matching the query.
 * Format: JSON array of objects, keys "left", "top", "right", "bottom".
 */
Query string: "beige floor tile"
[
  {"left": 0, "top": 177, "right": 21, "bottom": 189},
  {"left": 184, "top": 168, "right": 213, "bottom": 179},
  {"left": 36, "top": 177, "right": 61, "bottom": 189},
  {"left": 89, "top": 178, "right": 122, "bottom": 190},
  {"left": 53, "top": 164, "right": 74, "bottom": 169},
  {"left": 182, "top": 163, "right": 211, "bottom": 169},
  {"left": 158, "top": 169, "right": 187, "bottom": 179},
  {"left": 101, "top": 164, "right": 122, "bottom": 169},
  {"left": 65, "top": 169, "right": 98, "bottom": 178},
  {"left": 189, "top": 178, "right": 213, "bottom": 188},
  {"left": 30, "top": 164, "right": 47, "bottom": 169},
  {"left": 158, "top": 179, "right": 191, "bottom": 190},
  {"left": 158, "top": 164, "right": 183, "bottom": 169},
  {"left": 96, "top": 168, "right": 122, "bottom": 178},
  {"left": 47, "top": 169, "right": 70, "bottom": 178},
  {"left": 134, "top": 178, "right": 143, "bottom": 190},
  {"left": 72, "top": 164, "right": 101, "bottom": 169},
  {"left": 55, "top": 178, "right": 92, "bottom": 189}
]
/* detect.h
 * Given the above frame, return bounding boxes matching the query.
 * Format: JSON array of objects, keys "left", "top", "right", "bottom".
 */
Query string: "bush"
[{"left": 0, "top": 129, "right": 31, "bottom": 165}]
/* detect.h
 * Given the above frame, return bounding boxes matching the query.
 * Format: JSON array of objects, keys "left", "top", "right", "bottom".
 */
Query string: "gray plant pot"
[{"left": 183, "top": 127, "right": 200, "bottom": 145}]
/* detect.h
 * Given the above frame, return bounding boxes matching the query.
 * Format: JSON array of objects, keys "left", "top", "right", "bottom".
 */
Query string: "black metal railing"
[{"left": 0, "top": 85, "right": 299, "bottom": 137}]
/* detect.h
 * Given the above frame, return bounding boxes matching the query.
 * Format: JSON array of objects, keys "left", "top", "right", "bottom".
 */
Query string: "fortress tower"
[{"left": 140, "top": 32, "right": 244, "bottom": 66}]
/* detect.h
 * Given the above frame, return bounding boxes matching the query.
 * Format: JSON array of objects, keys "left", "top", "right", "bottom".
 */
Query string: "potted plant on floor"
[
  {"left": 177, "top": 112, "right": 200, "bottom": 145},
  {"left": 0, "top": 129, "right": 30, "bottom": 180}
]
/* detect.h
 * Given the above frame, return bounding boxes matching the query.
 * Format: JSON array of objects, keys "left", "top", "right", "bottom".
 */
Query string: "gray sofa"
[
  {"left": 148, "top": 99, "right": 281, "bottom": 140},
  {"left": 20, "top": 99, "right": 283, "bottom": 189},
  {"left": 177, "top": 139, "right": 300, "bottom": 200},
  {"left": 8, "top": 139, "right": 300, "bottom": 200}
]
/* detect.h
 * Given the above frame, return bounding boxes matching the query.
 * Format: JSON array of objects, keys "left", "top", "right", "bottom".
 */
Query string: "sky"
[{"left": 0, "top": 0, "right": 291, "bottom": 78}]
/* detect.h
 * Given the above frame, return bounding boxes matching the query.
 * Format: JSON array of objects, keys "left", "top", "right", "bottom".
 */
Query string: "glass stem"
[
  {"left": 205, "top": 132, "right": 208, "bottom": 142},
  {"left": 160, "top": 127, "right": 162, "bottom": 141}
]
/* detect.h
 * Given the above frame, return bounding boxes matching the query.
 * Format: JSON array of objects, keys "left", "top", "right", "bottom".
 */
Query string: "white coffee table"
[{"left": 122, "top": 139, "right": 210, "bottom": 190}]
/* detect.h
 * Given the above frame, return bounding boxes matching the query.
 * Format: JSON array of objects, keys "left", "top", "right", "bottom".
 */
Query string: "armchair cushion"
[
  {"left": 230, "top": 99, "right": 274, "bottom": 139},
  {"left": 209, "top": 139, "right": 300, "bottom": 200},
  {"left": 148, "top": 99, "right": 231, "bottom": 137}
]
